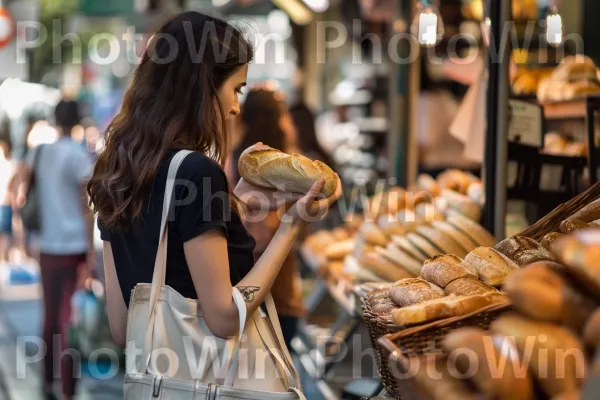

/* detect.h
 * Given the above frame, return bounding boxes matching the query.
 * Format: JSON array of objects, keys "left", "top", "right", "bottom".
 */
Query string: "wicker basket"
[
  {"left": 519, "top": 181, "right": 600, "bottom": 241},
  {"left": 375, "top": 303, "right": 511, "bottom": 399}
]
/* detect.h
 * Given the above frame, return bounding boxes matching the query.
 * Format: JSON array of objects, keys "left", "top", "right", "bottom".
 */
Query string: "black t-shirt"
[{"left": 99, "top": 150, "right": 256, "bottom": 305}]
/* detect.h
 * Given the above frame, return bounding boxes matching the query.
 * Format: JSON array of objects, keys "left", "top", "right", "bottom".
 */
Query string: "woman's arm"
[{"left": 102, "top": 241, "right": 128, "bottom": 347}]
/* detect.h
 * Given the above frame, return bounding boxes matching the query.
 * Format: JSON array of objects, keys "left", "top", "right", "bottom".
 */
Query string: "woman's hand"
[
  {"left": 234, "top": 178, "right": 303, "bottom": 212},
  {"left": 283, "top": 174, "right": 342, "bottom": 225}
]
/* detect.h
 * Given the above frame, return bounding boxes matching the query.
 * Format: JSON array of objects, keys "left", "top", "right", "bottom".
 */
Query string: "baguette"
[
  {"left": 359, "top": 221, "right": 389, "bottom": 247},
  {"left": 442, "top": 328, "right": 534, "bottom": 400},
  {"left": 415, "top": 225, "right": 469, "bottom": 258},
  {"left": 421, "top": 254, "right": 476, "bottom": 288},
  {"left": 414, "top": 202, "right": 445, "bottom": 222},
  {"left": 397, "top": 209, "right": 421, "bottom": 231},
  {"left": 406, "top": 232, "right": 443, "bottom": 259},
  {"left": 323, "top": 239, "right": 356, "bottom": 260},
  {"left": 503, "top": 263, "right": 597, "bottom": 332},
  {"left": 441, "top": 189, "right": 482, "bottom": 221},
  {"left": 391, "top": 292, "right": 509, "bottom": 326},
  {"left": 304, "top": 230, "right": 336, "bottom": 253},
  {"left": 495, "top": 236, "right": 556, "bottom": 267},
  {"left": 391, "top": 234, "right": 428, "bottom": 262},
  {"left": 560, "top": 218, "right": 592, "bottom": 234},
  {"left": 238, "top": 143, "right": 337, "bottom": 196},
  {"left": 377, "top": 214, "right": 407, "bottom": 237},
  {"left": 359, "top": 251, "right": 414, "bottom": 282},
  {"left": 542, "top": 232, "right": 568, "bottom": 251},
  {"left": 464, "top": 247, "right": 519, "bottom": 286},
  {"left": 568, "top": 198, "right": 600, "bottom": 223},
  {"left": 376, "top": 243, "right": 423, "bottom": 276},
  {"left": 389, "top": 278, "right": 445, "bottom": 307},
  {"left": 444, "top": 277, "right": 497, "bottom": 296},
  {"left": 430, "top": 220, "right": 479, "bottom": 254},
  {"left": 491, "top": 314, "right": 587, "bottom": 398},
  {"left": 446, "top": 214, "right": 496, "bottom": 247}
]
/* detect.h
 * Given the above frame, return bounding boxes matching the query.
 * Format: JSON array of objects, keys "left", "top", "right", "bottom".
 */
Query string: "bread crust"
[
  {"left": 421, "top": 254, "right": 476, "bottom": 288},
  {"left": 444, "top": 277, "right": 496, "bottom": 296},
  {"left": 389, "top": 278, "right": 445, "bottom": 307},
  {"left": 463, "top": 247, "right": 519, "bottom": 286},
  {"left": 495, "top": 236, "right": 556, "bottom": 267}
]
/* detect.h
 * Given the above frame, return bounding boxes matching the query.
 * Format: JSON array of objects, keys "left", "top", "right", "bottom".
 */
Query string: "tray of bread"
[{"left": 377, "top": 228, "right": 600, "bottom": 400}]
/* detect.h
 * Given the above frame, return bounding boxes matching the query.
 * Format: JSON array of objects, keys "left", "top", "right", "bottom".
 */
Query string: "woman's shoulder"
[{"left": 170, "top": 150, "right": 226, "bottom": 180}]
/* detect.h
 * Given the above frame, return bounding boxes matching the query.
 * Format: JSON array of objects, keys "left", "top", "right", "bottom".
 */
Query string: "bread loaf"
[
  {"left": 391, "top": 292, "right": 509, "bottom": 326},
  {"left": 444, "top": 277, "right": 497, "bottom": 296},
  {"left": 416, "top": 173, "right": 440, "bottom": 196},
  {"left": 375, "top": 244, "right": 423, "bottom": 276},
  {"left": 376, "top": 214, "right": 407, "bottom": 237},
  {"left": 365, "top": 289, "right": 397, "bottom": 316},
  {"left": 414, "top": 202, "right": 445, "bottom": 222},
  {"left": 359, "top": 251, "right": 413, "bottom": 282},
  {"left": 552, "top": 230, "right": 600, "bottom": 299},
  {"left": 415, "top": 225, "right": 469, "bottom": 258},
  {"left": 437, "top": 169, "right": 470, "bottom": 193},
  {"left": 367, "top": 187, "right": 407, "bottom": 217},
  {"left": 560, "top": 218, "right": 592, "bottom": 234},
  {"left": 323, "top": 239, "right": 355, "bottom": 260},
  {"left": 389, "top": 278, "right": 445, "bottom": 307},
  {"left": 331, "top": 227, "right": 350, "bottom": 241},
  {"left": 391, "top": 235, "right": 428, "bottom": 262},
  {"left": 441, "top": 189, "right": 482, "bottom": 221},
  {"left": 359, "top": 222, "right": 389, "bottom": 247},
  {"left": 552, "top": 55, "right": 598, "bottom": 82},
  {"left": 542, "top": 232, "right": 568, "bottom": 251},
  {"left": 503, "top": 263, "right": 597, "bottom": 332},
  {"left": 397, "top": 209, "right": 421, "bottom": 231},
  {"left": 238, "top": 143, "right": 337, "bottom": 196},
  {"left": 442, "top": 328, "right": 534, "bottom": 400},
  {"left": 446, "top": 214, "right": 496, "bottom": 247},
  {"left": 344, "top": 212, "right": 363, "bottom": 232},
  {"left": 495, "top": 236, "right": 556, "bottom": 267},
  {"left": 491, "top": 314, "right": 587, "bottom": 398},
  {"left": 568, "top": 198, "right": 600, "bottom": 223},
  {"left": 406, "top": 232, "right": 442, "bottom": 259},
  {"left": 430, "top": 220, "right": 479, "bottom": 254},
  {"left": 421, "top": 254, "right": 476, "bottom": 288},
  {"left": 464, "top": 247, "right": 519, "bottom": 286}
]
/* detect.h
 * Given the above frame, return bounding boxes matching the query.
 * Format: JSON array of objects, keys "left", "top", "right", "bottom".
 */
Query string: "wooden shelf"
[{"left": 543, "top": 96, "right": 600, "bottom": 120}]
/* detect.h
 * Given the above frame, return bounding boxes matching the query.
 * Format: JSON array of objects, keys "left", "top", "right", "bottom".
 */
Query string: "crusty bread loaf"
[
  {"left": 503, "top": 263, "right": 597, "bottom": 332},
  {"left": 359, "top": 251, "right": 414, "bottom": 282},
  {"left": 359, "top": 221, "right": 390, "bottom": 247},
  {"left": 569, "top": 198, "right": 600, "bottom": 223},
  {"left": 441, "top": 189, "right": 482, "bottom": 221},
  {"left": 391, "top": 292, "right": 509, "bottom": 326},
  {"left": 583, "top": 308, "right": 600, "bottom": 349},
  {"left": 446, "top": 214, "right": 496, "bottom": 247},
  {"left": 495, "top": 236, "right": 556, "bottom": 267},
  {"left": 421, "top": 254, "right": 476, "bottom": 288},
  {"left": 389, "top": 278, "right": 445, "bottom": 307},
  {"left": 542, "top": 232, "right": 568, "bottom": 251},
  {"left": 415, "top": 225, "right": 469, "bottom": 258},
  {"left": 444, "top": 277, "right": 497, "bottom": 296},
  {"left": 391, "top": 234, "right": 428, "bottom": 262},
  {"left": 238, "top": 143, "right": 337, "bottom": 196},
  {"left": 406, "top": 232, "right": 442, "bottom": 259},
  {"left": 464, "top": 247, "right": 519, "bottom": 286},
  {"left": 365, "top": 288, "right": 396, "bottom": 320},
  {"left": 323, "top": 239, "right": 355, "bottom": 260},
  {"left": 430, "top": 220, "right": 479, "bottom": 254},
  {"left": 560, "top": 218, "right": 592, "bottom": 234},
  {"left": 375, "top": 244, "right": 423, "bottom": 276},
  {"left": 491, "top": 313, "right": 587, "bottom": 398},
  {"left": 442, "top": 328, "right": 534, "bottom": 400}
]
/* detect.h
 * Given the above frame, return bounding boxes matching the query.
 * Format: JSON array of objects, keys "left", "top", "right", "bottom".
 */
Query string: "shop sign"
[
  {"left": 508, "top": 99, "right": 543, "bottom": 148},
  {"left": 0, "top": 7, "right": 15, "bottom": 49}
]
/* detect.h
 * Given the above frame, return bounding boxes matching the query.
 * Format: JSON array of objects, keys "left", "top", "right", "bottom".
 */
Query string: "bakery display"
[
  {"left": 538, "top": 55, "right": 600, "bottom": 103},
  {"left": 238, "top": 142, "right": 337, "bottom": 196}
]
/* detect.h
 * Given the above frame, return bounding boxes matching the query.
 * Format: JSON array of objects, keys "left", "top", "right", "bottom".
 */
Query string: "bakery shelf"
[{"left": 542, "top": 96, "right": 600, "bottom": 120}]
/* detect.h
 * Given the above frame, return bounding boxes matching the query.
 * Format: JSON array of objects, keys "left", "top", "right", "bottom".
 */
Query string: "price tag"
[{"left": 508, "top": 99, "right": 544, "bottom": 147}]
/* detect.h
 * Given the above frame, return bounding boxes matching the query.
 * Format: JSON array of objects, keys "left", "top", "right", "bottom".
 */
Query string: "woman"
[
  {"left": 232, "top": 88, "right": 305, "bottom": 350},
  {"left": 88, "top": 10, "right": 340, "bottom": 380}
]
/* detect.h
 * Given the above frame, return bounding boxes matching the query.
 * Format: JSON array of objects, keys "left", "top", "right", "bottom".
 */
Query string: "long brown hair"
[{"left": 88, "top": 12, "right": 253, "bottom": 230}]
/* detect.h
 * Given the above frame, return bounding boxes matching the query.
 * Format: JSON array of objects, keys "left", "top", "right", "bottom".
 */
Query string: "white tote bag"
[{"left": 124, "top": 150, "right": 305, "bottom": 399}]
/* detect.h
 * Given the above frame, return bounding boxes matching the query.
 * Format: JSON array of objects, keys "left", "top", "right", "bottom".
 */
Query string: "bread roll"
[
  {"left": 324, "top": 239, "right": 355, "bottom": 260},
  {"left": 406, "top": 232, "right": 442, "bottom": 259},
  {"left": 238, "top": 143, "right": 337, "bottom": 196},
  {"left": 544, "top": 132, "right": 569, "bottom": 154},
  {"left": 359, "top": 221, "right": 389, "bottom": 247},
  {"left": 447, "top": 214, "right": 496, "bottom": 247},
  {"left": 430, "top": 220, "right": 479, "bottom": 254},
  {"left": 365, "top": 288, "right": 396, "bottom": 319},
  {"left": 359, "top": 251, "right": 413, "bottom": 282},
  {"left": 375, "top": 243, "right": 423, "bottom": 276},
  {"left": 421, "top": 254, "right": 476, "bottom": 288},
  {"left": 415, "top": 225, "right": 469, "bottom": 258},
  {"left": 542, "top": 232, "right": 568, "bottom": 251},
  {"left": 441, "top": 189, "right": 482, "bottom": 221},
  {"left": 416, "top": 173, "right": 440, "bottom": 196},
  {"left": 583, "top": 308, "right": 600, "bottom": 349},
  {"left": 495, "top": 236, "right": 556, "bottom": 267},
  {"left": 391, "top": 234, "right": 428, "bottom": 262},
  {"left": 444, "top": 277, "right": 497, "bottom": 296},
  {"left": 491, "top": 314, "right": 587, "bottom": 397},
  {"left": 391, "top": 292, "right": 509, "bottom": 326},
  {"left": 464, "top": 247, "right": 519, "bottom": 286},
  {"left": 442, "top": 328, "right": 534, "bottom": 400},
  {"left": 503, "top": 263, "right": 597, "bottom": 332},
  {"left": 560, "top": 218, "right": 592, "bottom": 234},
  {"left": 568, "top": 198, "right": 600, "bottom": 223},
  {"left": 389, "top": 278, "right": 444, "bottom": 307}
]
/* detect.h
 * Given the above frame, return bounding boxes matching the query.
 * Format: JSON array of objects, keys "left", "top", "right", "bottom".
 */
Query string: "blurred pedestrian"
[
  {"left": 19, "top": 99, "right": 94, "bottom": 400},
  {"left": 232, "top": 88, "right": 306, "bottom": 350},
  {"left": 289, "top": 102, "right": 334, "bottom": 167}
]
